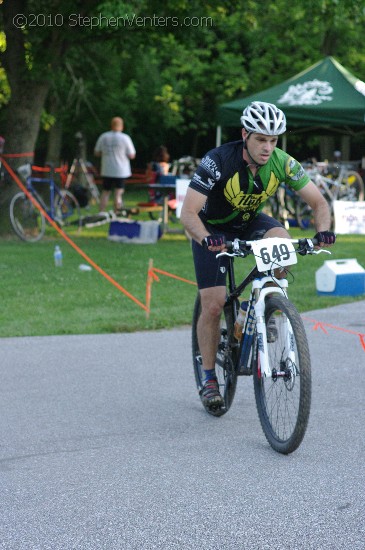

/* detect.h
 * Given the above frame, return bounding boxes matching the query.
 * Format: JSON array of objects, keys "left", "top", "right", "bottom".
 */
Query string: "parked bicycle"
[
  {"left": 9, "top": 163, "right": 81, "bottom": 242},
  {"left": 192, "top": 236, "right": 330, "bottom": 454},
  {"left": 296, "top": 165, "right": 364, "bottom": 230}
]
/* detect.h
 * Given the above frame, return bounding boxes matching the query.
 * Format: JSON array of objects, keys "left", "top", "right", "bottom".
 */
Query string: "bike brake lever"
[
  {"left": 309, "top": 249, "right": 332, "bottom": 255},
  {"left": 216, "top": 251, "right": 236, "bottom": 258}
]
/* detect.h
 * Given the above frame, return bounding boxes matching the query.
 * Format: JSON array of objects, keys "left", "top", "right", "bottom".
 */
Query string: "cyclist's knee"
[
  {"left": 200, "top": 287, "right": 225, "bottom": 317},
  {"left": 264, "top": 227, "right": 290, "bottom": 239}
]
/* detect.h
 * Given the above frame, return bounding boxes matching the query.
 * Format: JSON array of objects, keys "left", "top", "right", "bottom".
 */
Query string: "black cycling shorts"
[
  {"left": 192, "top": 213, "right": 284, "bottom": 289},
  {"left": 102, "top": 177, "right": 127, "bottom": 191}
]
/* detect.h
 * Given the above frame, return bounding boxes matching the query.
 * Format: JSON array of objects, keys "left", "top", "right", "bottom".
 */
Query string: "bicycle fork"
[{"left": 252, "top": 277, "right": 293, "bottom": 379}]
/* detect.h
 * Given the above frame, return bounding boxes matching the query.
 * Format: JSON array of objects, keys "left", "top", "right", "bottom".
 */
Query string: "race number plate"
[{"left": 251, "top": 238, "right": 297, "bottom": 272}]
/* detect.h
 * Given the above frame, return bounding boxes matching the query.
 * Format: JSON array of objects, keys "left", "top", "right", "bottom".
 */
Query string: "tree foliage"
[{"left": 1, "top": 0, "right": 365, "bottom": 166}]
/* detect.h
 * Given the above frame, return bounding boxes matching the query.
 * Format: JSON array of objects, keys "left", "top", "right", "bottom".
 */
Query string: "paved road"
[{"left": 1, "top": 301, "right": 364, "bottom": 550}]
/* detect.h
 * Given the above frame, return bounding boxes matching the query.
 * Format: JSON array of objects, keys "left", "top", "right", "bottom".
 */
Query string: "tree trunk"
[
  {"left": 3, "top": 83, "right": 50, "bottom": 159},
  {"left": 0, "top": 80, "right": 51, "bottom": 235},
  {"left": 0, "top": 0, "right": 52, "bottom": 234}
]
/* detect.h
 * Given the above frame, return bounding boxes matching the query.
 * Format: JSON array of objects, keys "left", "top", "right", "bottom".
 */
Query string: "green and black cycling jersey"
[{"left": 189, "top": 140, "right": 310, "bottom": 232}]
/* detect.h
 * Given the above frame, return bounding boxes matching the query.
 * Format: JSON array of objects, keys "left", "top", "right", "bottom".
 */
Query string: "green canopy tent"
[{"left": 216, "top": 57, "right": 365, "bottom": 150}]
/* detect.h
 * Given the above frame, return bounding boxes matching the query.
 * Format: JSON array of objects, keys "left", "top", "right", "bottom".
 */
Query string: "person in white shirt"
[{"left": 94, "top": 117, "right": 136, "bottom": 212}]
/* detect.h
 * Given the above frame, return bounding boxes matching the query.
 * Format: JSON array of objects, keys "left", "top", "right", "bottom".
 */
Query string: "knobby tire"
[{"left": 253, "top": 295, "right": 311, "bottom": 454}]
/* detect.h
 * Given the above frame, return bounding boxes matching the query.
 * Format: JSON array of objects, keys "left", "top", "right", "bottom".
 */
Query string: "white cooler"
[{"left": 315, "top": 258, "right": 365, "bottom": 296}]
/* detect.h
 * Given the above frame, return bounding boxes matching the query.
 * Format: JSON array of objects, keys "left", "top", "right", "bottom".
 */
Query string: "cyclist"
[{"left": 180, "top": 101, "right": 336, "bottom": 411}]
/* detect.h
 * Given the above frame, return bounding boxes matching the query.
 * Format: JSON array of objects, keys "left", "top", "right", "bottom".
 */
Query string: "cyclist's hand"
[
  {"left": 313, "top": 230, "right": 336, "bottom": 247},
  {"left": 202, "top": 234, "right": 227, "bottom": 251}
]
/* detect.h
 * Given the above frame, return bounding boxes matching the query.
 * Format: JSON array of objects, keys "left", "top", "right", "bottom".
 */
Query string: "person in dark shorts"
[
  {"left": 94, "top": 117, "right": 136, "bottom": 213},
  {"left": 181, "top": 101, "right": 336, "bottom": 411}
]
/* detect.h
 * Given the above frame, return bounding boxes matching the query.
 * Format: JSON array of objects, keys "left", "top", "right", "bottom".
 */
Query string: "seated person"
[{"left": 146, "top": 146, "right": 174, "bottom": 205}]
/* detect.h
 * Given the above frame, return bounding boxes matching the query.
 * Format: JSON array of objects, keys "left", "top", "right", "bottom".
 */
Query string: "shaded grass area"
[
  {"left": 1, "top": 189, "right": 364, "bottom": 338},
  {"left": 0, "top": 233, "right": 195, "bottom": 337}
]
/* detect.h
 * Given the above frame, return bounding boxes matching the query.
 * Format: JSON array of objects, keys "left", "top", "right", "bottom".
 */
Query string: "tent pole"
[{"left": 216, "top": 125, "right": 222, "bottom": 147}]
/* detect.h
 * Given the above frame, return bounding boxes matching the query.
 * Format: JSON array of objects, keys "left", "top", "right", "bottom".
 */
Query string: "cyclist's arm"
[
  {"left": 180, "top": 187, "right": 209, "bottom": 244},
  {"left": 297, "top": 180, "right": 332, "bottom": 232}
]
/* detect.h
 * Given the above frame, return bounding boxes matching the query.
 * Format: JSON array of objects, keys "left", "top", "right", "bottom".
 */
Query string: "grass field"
[{"left": 1, "top": 188, "right": 364, "bottom": 338}]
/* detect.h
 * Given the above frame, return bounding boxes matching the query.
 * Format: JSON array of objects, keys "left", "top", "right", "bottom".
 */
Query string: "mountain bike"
[
  {"left": 9, "top": 163, "right": 81, "bottom": 242},
  {"left": 192, "top": 236, "right": 330, "bottom": 454}
]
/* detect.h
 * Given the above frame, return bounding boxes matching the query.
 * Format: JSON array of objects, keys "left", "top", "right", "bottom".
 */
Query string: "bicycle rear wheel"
[
  {"left": 9, "top": 192, "right": 46, "bottom": 242},
  {"left": 54, "top": 190, "right": 81, "bottom": 231},
  {"left": 253, "top": 295, "right": 311, "bottom": 454},
  {"left": 192, "top": 294, "right": 238, "bottom": 417}
]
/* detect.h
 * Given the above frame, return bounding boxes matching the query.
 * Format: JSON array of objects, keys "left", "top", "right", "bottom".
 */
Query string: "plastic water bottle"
[
  {"left": 54, "top": 245, "right": 63, "bottom": 267},
  {"left": 234, "top": 300, "right": 248, "bottom": 341}
]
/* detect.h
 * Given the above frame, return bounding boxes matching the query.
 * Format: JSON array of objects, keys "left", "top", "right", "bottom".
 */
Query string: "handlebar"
[{"left": 218, "top": 237, "right": 331, "bottom": 259}]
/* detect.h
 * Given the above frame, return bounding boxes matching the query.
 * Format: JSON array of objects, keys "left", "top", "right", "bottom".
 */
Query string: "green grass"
[{"left": 1, "top": 188, "right": 364, "bottom": 337}]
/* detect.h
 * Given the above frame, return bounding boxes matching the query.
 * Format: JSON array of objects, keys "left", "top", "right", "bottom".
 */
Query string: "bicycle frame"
[
  {"left": 224, "top": 254, "right": 290, "bottom": 377},
  {"left": 222, "top": 237, "right": 326, "bottom": 379},
  {"left": 25, "top": 175, "right": 59, "bottom": 219},
  {"left": 10, "top": 163, "right": 82, "bottom": 242}
]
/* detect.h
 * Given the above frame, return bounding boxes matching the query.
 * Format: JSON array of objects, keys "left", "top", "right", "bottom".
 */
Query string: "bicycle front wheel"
[
  {"left": 192, "top": 294, "right": 238, "bottom": 417},
  {"left": 253, "top": 295, "right": 311, "bottom": 454},
  {"left": 9, "top": 192, "right": 46, "bottom": 242},
  {"left": 54, "top": 190, "right": 81, "bottom": 231}
]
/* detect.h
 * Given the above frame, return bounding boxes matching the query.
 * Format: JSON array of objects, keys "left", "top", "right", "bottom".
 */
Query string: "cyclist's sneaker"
[
  {"left": 267, "top": 317, "right": 278, "bottom": 343},
  {"left": 200, "top": 378, "right": 224, "bottom": 409}
]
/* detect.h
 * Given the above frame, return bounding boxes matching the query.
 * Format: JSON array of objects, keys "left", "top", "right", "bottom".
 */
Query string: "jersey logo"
[
  {"left": 224, "top": 171, "right": 279, "bottom": 215},
  {"left": 285, "top": 157, "right": 306, "bottom": 182}
]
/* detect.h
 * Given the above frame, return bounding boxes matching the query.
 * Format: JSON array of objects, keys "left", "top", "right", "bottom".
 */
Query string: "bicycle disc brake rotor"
[{"left": 283, "top": 358, "right": 297, "bottom": 391}]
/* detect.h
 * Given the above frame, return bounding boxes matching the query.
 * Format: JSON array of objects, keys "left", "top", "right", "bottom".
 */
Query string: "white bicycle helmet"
[{"left": 240, "top": 101, "right": 286, "bottom": 135}]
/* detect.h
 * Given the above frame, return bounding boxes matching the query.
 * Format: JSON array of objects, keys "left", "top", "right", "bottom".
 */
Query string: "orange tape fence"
[
  {"left": 1, "top": 155, "right": 147, "bottom": 312},
  {"left": 303, "top": 317, "right": 365, "bottom": 352},
  {"left": 145, "top": 259, "right": 197, "bottom": 316},
  {"left": 2, "top": 154, "right": 197, "bottom": 317}
]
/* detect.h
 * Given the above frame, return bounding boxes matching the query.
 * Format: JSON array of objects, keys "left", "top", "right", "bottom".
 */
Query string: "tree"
[
  {"left": 1, "top": 0, "right": 365, "bottom": 236},
  {"left": 0, "top": 0, "right": 106, "bottom": 232}
]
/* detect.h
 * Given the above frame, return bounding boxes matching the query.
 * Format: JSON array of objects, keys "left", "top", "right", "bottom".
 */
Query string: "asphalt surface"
[{"left": 1, "top": 301, "right": 364, "bottom": 550}]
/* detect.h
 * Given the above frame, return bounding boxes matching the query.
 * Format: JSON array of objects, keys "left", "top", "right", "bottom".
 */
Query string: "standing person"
[
  {"left": 94, "top": 117, "right": 136, "bottom": 213},
  {"left": 180, "top": 101, "right": 336, "bottom": 412}
]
